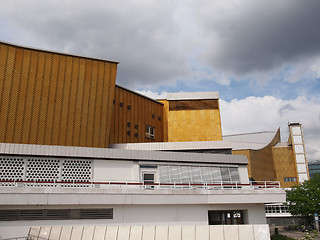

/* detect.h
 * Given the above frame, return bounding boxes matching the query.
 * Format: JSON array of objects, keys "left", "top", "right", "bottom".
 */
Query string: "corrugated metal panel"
[
  {"left": 0, "top": 142, "right": 248, "bottom": 165},
  {"left": 166, "top": 92, "right": 219, "bottom": 100}
]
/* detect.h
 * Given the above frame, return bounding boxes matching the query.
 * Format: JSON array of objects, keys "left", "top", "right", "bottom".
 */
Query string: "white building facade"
[{"left": 0, "top": 143, "right": 285, "bottom": 239}]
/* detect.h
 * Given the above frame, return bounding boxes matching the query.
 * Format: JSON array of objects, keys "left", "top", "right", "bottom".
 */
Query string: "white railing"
[{"left": 0, "top": 180, "right": 280, "bottom": 190}]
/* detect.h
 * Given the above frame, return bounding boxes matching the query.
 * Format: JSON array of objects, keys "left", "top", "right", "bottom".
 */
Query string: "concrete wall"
[
  {"left": 93, "top": 160, "right": 139, "bottom": 182},
  {"left": 0, "top": 204, "right": 267, "bottom": 239}
]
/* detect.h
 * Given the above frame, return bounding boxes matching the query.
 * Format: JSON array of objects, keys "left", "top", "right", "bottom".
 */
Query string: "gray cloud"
[
  {"left": 1, "top": 0, "right": 320, "bottom": 87},
  {"left": 0, "top": 0, "right": 190, "bottom": 88},
  {"left": 279, "top": 104, "right": 296, "bottom": 117},
  {"left": 192, "top": 0, "right": 320, "bottom": 77}
]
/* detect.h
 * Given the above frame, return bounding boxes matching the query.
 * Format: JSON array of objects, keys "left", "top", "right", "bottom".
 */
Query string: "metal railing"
[{"left": 0, "top": 179, "right": 280, "bottom": 190}]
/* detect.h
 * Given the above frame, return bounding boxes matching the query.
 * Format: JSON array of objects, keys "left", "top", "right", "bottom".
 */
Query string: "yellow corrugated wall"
[
  {"left": 159, "top": 99, "right": 222, "bottom": 142},
  {"left": 272, "top": 146, "right": 298, "bottom": 188},
  {"left": 0, "top": 42, "right": 117, "bottom": 148}
]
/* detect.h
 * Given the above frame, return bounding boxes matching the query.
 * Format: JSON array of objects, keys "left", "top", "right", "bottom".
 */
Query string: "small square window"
[{"left": 146, "top": 125, "right": 155, "bottom": 139}]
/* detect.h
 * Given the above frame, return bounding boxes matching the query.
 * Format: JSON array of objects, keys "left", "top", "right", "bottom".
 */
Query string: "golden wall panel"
[
  {"left": 159, "top": 99, "right": 222, "bottom": 142},
  {"left": 109, "top": 86, "right": 164, "bottom": 144},
  {"left": 272, "top": 146, "right": 297, "bottom": 188},
  {"left": 0, "top": 41, "right": 117, "bottom": 148},
  {"left": 13, "top": 49, "right": 31, "bottom": 143}
]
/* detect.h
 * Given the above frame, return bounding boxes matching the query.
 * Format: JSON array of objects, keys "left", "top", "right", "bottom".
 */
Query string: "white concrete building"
[{"left": 0, "top": 143, "right": 285, "bottom": 239}]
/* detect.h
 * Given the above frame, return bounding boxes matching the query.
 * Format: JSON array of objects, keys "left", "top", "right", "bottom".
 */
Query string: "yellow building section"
[
  {"left": 159, "top": 99, "right": 223, "bottom": 142},
  {"left": 272, "top": 145, "right": 298, "bottom": 188},
  {"left": 0, "top": 41, "right": 118, "bottom": 148}
]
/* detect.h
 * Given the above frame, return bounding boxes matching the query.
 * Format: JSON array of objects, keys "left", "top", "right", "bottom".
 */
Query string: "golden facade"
[
  {"left": 159, "top": 99, "right": 222, "bottom": 142},
  {"left": 272, "top": 145, "right": 297, "bottom": 188},
  {"left": 0, "top": 41, "right": 117, "bottom": 148},
  {"left": 0, "top": 41, "right": 308, "bottom": 188}
]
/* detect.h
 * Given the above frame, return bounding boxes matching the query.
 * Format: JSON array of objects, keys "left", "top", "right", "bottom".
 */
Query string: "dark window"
[{"left": 208, "top": 210, "right": 245, "bottom": 225}]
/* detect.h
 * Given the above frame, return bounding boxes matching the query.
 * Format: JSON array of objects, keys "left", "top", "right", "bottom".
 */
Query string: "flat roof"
[
  {"left": 166, "top": 92, "right": 219, "bottom": 101},
  {"left": 0, "top": 143, "right": 248, "bottom": 165},
  {"left": 109, "top": 141, "right": 232, "bottom": 151}
]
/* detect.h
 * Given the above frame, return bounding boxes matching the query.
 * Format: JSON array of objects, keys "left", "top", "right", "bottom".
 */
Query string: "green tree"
[{"left": 286, "top": 174, "right": 320, "bottom": 226}]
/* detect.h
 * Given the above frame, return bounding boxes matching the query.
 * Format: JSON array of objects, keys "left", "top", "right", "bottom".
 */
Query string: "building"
[
  {"left": 224, "top": 122, "right": 309, "bottom": 188},
  {"left": 308, "top": 160, "right": 320, "bottom": 179},
  {"left": 0, "top": 40, "right": 303, "bottom": 238}
]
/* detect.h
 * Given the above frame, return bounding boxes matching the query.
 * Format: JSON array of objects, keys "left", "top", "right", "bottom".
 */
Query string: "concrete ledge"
[{"left": 0, "top": 187, "right": 286, "bottom": 205}]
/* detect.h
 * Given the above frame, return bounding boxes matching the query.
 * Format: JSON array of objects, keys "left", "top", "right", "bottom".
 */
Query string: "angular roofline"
[
  {"left": 223, "top": 131, "right": 275, "bottom": 138},
  {"left": 0, "top": 40, "right": 119, "bottom": 64},
  {"left": 116, "top": 85, "right": 163, "bottom": 105},
  {"left": 223, "top": 129, "right": 280, "bottom": 151}
]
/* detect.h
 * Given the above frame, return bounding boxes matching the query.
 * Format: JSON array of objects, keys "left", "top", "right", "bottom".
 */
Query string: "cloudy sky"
[{"left": 0, "top": 0, "right": 319, "bottom": 161}]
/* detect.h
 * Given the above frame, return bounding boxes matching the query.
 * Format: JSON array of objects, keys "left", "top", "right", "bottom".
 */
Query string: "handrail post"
[{"left": 265, "top": 181, "right": 267, "bottom": 189}]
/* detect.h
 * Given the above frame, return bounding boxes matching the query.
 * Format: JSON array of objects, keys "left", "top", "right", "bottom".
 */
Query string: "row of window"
[
  {"left": 141, "top": 165, "right": 240, "bottom": 185},
  {"left": 265, "top": 205, "right": 289, "bottom": 214},
  {"left": 284, "top": 177, "right": 296, "bottom": 182}
]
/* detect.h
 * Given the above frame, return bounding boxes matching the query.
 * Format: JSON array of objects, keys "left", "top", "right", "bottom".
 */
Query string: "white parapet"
[{"left": 26, "top": 224, "right": 270, "bottom": 240}]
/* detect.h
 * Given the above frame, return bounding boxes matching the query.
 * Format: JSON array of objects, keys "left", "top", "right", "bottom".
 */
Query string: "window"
[
  {"left": 284, "top": 177, "right": 297, "bottom": 182},
  {"left": 142, "top": 172, "right": 155, "bottom": 189},
  {"left": 146, "top": 125, "right": 155, "bottom": 139},
  {"left": 208, "top": 210, "right": 245, "bottom": 225},
  {"left": 265, "top": 204, "right": 288, "bottom": 214}
]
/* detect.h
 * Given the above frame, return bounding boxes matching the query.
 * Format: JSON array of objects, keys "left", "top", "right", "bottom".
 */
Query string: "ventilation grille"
[{"left": 0, "top": 209, "right": 113, "bottom": 221}]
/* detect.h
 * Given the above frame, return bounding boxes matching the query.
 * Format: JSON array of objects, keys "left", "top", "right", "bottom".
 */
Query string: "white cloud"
[{"left": 220, "top": 96, "right": 320, "bottom": 161}]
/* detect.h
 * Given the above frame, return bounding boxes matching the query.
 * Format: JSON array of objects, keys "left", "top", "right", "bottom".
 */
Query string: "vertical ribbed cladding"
[
  {"left": 109, "top": 85, "right": 164, "bottom": 144},
  {"left": 0, "top": 41, "right": 117, "bottom": 148}
]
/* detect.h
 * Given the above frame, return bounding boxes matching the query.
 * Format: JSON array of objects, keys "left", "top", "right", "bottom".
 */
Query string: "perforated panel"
[
  {"left": 0, "top": 157, "right": 25, "bottom": 181},
  {"left": 26, "top": 159, "right": 60, "bottom": 181},
  {"left": 62, "top": 160, "right": 92, "bottom": 182},
  {"left": 0, "top": 155, "right": 93, "bottom": 186}
]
